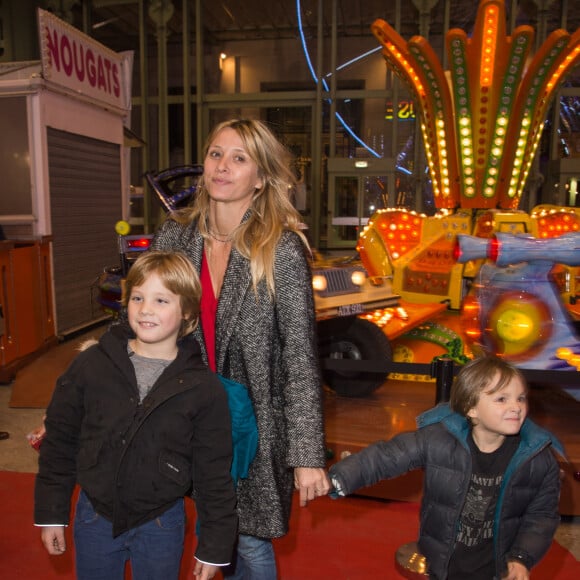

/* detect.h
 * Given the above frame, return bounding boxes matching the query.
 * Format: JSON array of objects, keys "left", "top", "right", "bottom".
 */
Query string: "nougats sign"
[{"left": 37, "top": 8, "right": 128, "bottom": 111}]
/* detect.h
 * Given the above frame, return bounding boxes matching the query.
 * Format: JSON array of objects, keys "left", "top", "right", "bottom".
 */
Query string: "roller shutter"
[{"left": 47, "top": 127, "right": 122, "bottom": 335}]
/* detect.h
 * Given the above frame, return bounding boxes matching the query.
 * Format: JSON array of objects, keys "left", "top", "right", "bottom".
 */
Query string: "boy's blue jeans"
[
  {"left": 73, "top": 490, "right": 185, "bottom": 580},
  {"left": 223, "top": 534, "right": 277, "bottom": 580}
]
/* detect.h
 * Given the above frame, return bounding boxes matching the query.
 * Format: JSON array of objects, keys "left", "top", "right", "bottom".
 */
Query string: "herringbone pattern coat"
[{"left": 152, "top": 217, "right": 327, "bottom": 537}]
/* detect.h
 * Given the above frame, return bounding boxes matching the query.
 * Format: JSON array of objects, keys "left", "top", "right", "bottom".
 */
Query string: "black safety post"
[{"left": 431, "top": 356, "right": 455, "bottom": 404}]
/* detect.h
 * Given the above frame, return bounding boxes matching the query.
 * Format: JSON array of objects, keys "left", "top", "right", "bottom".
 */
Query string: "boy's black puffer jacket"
[
  {"left": 35, "top": 324, "right": 237, "bottom": 566},
  {"left": 329, "top": 404, "right": 564, "bottom": 579}
]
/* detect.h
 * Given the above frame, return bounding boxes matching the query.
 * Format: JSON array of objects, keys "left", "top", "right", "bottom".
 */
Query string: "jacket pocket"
[
  {"left": 76, "top": 439, "right": 102, "bottom": 471},
  {"left": 159, "top": 450, "right": 190, "bottom": 486}
]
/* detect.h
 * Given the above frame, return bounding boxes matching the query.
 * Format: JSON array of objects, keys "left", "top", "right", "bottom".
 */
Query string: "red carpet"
[{"left": 1, "top": 471, "right": 578, "bottom": 579}]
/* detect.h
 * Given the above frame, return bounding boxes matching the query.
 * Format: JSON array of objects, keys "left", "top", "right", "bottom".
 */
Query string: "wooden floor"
[{"left": 323, "top": 376, "right": 580, "bottom": 515}]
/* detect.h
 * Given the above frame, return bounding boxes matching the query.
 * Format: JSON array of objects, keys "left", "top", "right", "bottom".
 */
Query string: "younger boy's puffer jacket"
[{"left": 329, "top": 404, "right": 564, "bottom": 579}]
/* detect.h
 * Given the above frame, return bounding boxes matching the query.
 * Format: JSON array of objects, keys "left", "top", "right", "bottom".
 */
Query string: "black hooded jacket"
[{"left": 34, "top": 324, "right": 237, "bottom": 565}]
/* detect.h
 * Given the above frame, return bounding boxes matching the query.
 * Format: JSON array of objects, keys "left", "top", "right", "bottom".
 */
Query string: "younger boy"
[
  {"left": 35, "top": 251, "right": 237, "bottom": 580},
  {"left": 329, "top": 355, "right": 564, "bottom": 580}
]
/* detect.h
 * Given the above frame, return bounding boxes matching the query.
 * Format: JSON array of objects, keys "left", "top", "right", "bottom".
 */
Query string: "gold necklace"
[{"left": 208, "top": 229, "right": 232, "bottom": 243}]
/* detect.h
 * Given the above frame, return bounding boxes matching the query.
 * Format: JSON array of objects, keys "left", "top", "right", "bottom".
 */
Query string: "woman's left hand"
[{"left": 294, "top": 467, "right": 331, "bottom": 506}]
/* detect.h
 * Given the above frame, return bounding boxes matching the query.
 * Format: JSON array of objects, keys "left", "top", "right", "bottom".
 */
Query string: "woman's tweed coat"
[{"left": 152, "top": 216, "right": 327, "bottom": 538}]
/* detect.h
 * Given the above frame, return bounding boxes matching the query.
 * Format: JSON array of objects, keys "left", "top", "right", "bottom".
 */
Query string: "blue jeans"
[
  {"left": 223, "top": 534, "right": 277, "bottom": 580},
  {"left": 73, "top": 490, "right": 185, "bottom": 580}
]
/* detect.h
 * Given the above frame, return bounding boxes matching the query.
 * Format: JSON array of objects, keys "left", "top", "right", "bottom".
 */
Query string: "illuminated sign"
[
  {"left": 37, "top": 8, "right": 129, "bottom": 111},
  {"left": 385, "top": 101, "right": 416, "bottom": 120}
]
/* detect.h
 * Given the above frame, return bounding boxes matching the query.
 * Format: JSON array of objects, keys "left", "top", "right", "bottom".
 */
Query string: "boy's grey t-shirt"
[{"left": 128, "top": 347, "right": 173, "bottom": 402}]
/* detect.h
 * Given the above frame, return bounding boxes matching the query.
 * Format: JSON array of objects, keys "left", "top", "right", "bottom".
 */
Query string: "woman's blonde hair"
[
  {"left": 450, "top": 355, "right": 527, "bottom": 419},
  {"left": 122, "top": 251, "right": 201, "bottom": 337},
  {"left": 173, "top": 118, "right": 309, "bottom": 295}
]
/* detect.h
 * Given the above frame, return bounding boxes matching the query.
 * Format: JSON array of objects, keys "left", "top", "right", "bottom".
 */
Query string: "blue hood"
[{"left": 416, "top": 403, "right": 566, "bottom": 459}]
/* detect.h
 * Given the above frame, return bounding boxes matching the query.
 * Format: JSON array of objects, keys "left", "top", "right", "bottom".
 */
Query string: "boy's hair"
[
  {"left": 122, "top": 251, "right": 201, "bottom": 337},
  {"left": 450, "top": 355, "right": 527, "bottom": 418}
]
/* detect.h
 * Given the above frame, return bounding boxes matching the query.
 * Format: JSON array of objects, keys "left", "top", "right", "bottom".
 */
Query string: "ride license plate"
[{"left": 337, "top": 303, "right": 364, "bottom": 317}]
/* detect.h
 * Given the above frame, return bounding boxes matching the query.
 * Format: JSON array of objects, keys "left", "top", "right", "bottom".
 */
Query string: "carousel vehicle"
[{"left": 455, "top": 230, "right": 580, "bottom": 371}]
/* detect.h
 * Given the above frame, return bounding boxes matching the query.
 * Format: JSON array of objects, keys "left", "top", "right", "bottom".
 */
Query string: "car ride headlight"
[
  {"left": 312, "top": 275, "right": 328, "bottom": 292},
  {"left": 351, "top": 270, "right": 366, "bottom": 286}
]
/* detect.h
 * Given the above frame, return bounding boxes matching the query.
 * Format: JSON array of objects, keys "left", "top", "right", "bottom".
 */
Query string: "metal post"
[{"left": 431, "top": 356, "right": 455, "bottom": 404}]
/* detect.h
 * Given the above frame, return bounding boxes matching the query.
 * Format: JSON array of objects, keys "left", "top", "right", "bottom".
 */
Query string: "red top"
[{"left": 200, "top": 251, "right": 218, "bottom": 372}]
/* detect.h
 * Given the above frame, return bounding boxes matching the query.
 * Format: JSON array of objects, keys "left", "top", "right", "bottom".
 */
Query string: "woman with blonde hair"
[{"left": 152, "top": 118, "right": 329, "bottom": 579}]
